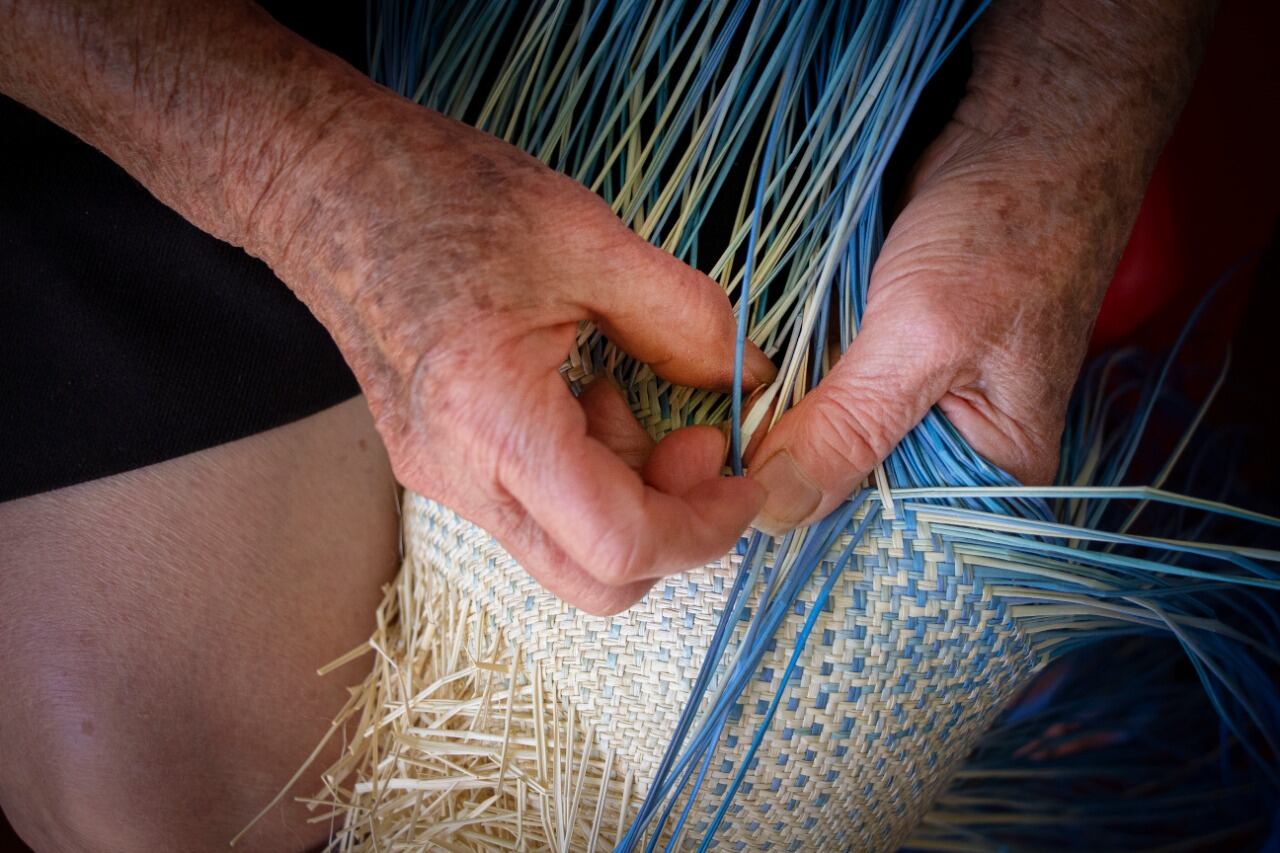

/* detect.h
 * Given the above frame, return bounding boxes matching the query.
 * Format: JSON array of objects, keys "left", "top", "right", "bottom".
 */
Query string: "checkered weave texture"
[{"left": 406, "top": 492, "right": 1041, "bottom": 850}]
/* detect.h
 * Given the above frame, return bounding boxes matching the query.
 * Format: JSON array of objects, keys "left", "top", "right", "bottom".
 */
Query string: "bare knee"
[{"left": 0, "top": 399, "right": 398, "bottom": 852}]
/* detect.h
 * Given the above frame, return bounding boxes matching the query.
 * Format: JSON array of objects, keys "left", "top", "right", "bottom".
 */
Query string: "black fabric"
[{"left": 0, "top": 3, "right": 366, "bottom": 503}]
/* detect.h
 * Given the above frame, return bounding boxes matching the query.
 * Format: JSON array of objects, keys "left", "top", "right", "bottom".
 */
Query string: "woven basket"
[{"left": 374, "top": 492, "right": 1039, "bottom": 851}]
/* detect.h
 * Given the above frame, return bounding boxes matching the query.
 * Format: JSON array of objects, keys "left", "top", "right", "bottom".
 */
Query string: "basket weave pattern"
[{"left": 407, "top": 493, "right": 1039, "bottom": 850}]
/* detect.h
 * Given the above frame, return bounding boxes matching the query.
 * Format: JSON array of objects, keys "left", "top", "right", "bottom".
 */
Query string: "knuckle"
[
  {"left": 584, "top": 524, "right": 654, "bottom": 586},
  {"left": 803, "top": 390, "right": 894, "bottom": 477}
]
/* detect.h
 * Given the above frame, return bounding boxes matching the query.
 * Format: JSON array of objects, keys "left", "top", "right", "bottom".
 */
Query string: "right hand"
[{"left": 255, "top": 97, "right": 773, "bottom": 615}]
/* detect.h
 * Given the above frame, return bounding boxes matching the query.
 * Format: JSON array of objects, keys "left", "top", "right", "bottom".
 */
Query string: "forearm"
[
  {"left": 967, "top": 0, "right": 1213, "bottom": 167},
  {"left": 956, "top": 0, "right": 1215, "bottom": 298},
  {"left": 0, "top": 0, "right": 383, "bottom": 266}
]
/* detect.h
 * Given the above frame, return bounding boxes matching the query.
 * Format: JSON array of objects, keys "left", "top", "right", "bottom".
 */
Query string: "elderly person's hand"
[
  {"left": 0, "top": 0, "right": 1211, "bottom": 610},
  {"left": 0, "top": 0, "right": 773, "bottom": 616},
  {"left": 747, "top": 0, "right": 1213, "bottom": 534},
  {"left": 260, "top": 103, "right": 775, "bottom": 615}
]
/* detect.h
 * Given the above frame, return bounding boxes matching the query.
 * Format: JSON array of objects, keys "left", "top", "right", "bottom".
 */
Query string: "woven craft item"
[
  {"left": 280, "top": 477, "right": 1276, "bottom": 851},
  {"left": 245, "top": 1, "right": 1279, "bottom": 849},
  {"left": 383, "top": 494, "right": 1037, "bottom": 850}
]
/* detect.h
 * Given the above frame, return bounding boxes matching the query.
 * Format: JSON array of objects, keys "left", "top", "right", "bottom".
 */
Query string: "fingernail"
[
  {"left": 749, "top": 450, "right": 822, "bottom": 535},
  {"left": 744, "top": 346, "right": 778, "bottom": 386},
  {"left": 716, "top": 421, "right": 733, "bottom": 466}
]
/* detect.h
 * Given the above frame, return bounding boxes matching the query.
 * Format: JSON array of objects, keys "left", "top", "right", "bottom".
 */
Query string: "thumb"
[
  {"left": 579, "top": 237, "right": 776, "bottom": 391},
  {"left": 746, "top": 314, "right": 958, "bottom": 535}
]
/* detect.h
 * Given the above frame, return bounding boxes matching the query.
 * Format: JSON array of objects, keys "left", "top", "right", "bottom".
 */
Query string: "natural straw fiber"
[
  {"left": 236, "top": 1, "right": 1280, "bottom": 848},
  {"left": 261, "top": 476, "right": 1280, "bottom": 851},
  {"left": 282, "top": 493, "right": 1040, "bottom": 851}
]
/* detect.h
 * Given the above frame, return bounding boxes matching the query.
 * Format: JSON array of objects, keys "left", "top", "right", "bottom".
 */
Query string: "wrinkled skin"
[
  {"left": 746, "top": 0, "right": 1213, "bottom": 533},
  {"left": 0, "top": 2, "right": 1221, "bottom": 849},
  {"left": 256, "top": 103, "right": 778, "bottom": 616},
  {"left": 0, "top": 0, "right": 1212, "bottom": 609}
]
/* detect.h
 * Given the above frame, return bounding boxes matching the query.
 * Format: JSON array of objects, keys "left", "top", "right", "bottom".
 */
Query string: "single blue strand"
[{"left": 730, "top": 5, "right": 801, "bottom": 474}]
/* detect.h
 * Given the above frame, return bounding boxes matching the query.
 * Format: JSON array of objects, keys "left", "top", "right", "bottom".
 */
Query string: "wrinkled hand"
[
  {"left": 266, "top": 102, "right": 774, "bottom": 615},
  {"left": 0, "top": 1, "right": 770, "bottom": 616},
  {"left": 0, "top": 0, "right": 1206, "bottom": 610},
  {"left": 747, "top": 124, "right": 1110, "bottom": 533},
  {"left": 746, "top": 0, "right": 1209, "bottom": 535}
]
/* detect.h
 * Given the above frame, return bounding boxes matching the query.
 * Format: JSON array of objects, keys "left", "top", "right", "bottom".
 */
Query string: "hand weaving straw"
[{"left": 239, "top": 1, "right": 1280, "bottom": 849}]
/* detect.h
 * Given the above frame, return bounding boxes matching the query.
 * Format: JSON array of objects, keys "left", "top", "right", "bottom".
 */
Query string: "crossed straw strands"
[
  {"left": 232, "top": 0, "right": 1280, "bottom": 848},
  {"left": 269, "top": 481, "right": 1277, "bottom": 851},
  {"left": 286, "top": 493, "right": 1032, "bottom": 851}
]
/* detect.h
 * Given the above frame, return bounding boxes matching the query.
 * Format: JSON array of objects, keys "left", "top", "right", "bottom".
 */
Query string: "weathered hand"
[
  {"left": 0, "top": 0, "right": 778, "bottom": 615},
  {"left": 263, "top": 101, "right": 773, "bottom": 614},
  {"left": 746, "top": 0, "right": 1211, "bottom": 534},
  {"left": 0, "top": 0, "right": 1208, "bottom": 601},
  {"left": 747, "top": 124, "right": 1113, "bottom": 533}
]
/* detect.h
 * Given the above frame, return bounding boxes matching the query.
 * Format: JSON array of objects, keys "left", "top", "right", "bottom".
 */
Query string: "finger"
[
  {"left": 643, "top": 425, "right": 728, "bottom": 494},
  {"left": 500, "top": 375, "right": 765, "bottom": 585},
  {"left": 579, "top": 377, "right": 653, "bottom": 471},
  {"left": 581, "top": 376, "right": 734, "bottom": 492},
  {"left": 747, "top": 314, "right": 958, "bottom": 535},
  {"left": 576, "top": 238, "right": 776, "bottom": 391},
  {"left": 581, "top": 369, "right": 731, "bottom": 491},
  {"left": 476, "top": 501, "right": 654, "bottom": 616}
]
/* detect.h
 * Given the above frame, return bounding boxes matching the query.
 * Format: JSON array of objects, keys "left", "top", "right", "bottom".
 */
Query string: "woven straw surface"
[{"left": 405, "top": 492, "right": 1040, "bottom": 850}]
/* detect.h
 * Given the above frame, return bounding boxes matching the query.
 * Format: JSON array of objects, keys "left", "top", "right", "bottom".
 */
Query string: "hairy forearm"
[{"left": 0, "top": 0, "right": 383, "bottom": 265}]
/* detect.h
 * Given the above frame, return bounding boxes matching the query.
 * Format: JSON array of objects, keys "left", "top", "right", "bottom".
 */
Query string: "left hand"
[{"left": 746, "top": 0, "right": 1213, "bottom": 535}]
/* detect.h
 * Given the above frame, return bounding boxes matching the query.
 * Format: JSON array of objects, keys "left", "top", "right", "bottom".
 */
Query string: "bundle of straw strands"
[{"left": 243, "top": 0, "right": 1280, "bottom": 849}]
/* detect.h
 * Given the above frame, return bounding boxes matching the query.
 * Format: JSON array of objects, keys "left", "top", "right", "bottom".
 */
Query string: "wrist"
[
  {"left": 237, "top": 88, "right": 450, "bottom": 314},
  {"left": 0, "top": 0, "right": 390, "bottom": 275},
  {"left": 180, "top": 33, "right": 386, "bottom": 266}
]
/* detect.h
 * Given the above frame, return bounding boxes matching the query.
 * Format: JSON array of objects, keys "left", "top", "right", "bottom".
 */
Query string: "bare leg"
[{"left": 0, "top": 397, "right": 399, "bottom": 852}]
